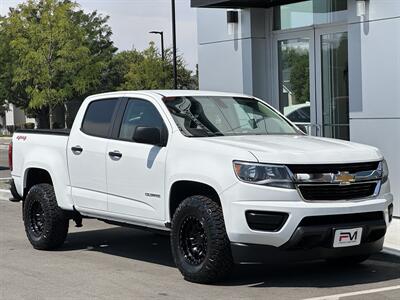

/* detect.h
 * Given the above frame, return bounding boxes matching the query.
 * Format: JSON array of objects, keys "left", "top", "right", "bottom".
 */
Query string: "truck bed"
[{"left": 15, "top": 129, "right": 71, "bottom": 136}]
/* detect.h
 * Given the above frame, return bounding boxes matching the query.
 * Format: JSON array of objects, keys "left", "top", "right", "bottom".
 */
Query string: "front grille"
[
  {"left": 299, "top": 182, "right": 377, "bottom": 201},
  {"left": 287, "top": 161, "right": 380, "bottom": 174}
]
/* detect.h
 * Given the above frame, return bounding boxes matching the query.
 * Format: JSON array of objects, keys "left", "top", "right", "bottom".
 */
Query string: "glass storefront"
[
  {"left": 274, "top": 0, "right": 349, "bottom": 140},
  {"left": 321, "top": 32, "right": 349, "bottom": 140},
  {"left": 274, "top": 0, "right": 347, "bottom": 30},
  {"left": 278, "top": 38, "right": 311, "bottom": 133}
]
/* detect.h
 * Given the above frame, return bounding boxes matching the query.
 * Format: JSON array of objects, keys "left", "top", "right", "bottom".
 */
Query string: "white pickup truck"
[{"left": 10, "top": 91, "right": 394, "bottom": 283}]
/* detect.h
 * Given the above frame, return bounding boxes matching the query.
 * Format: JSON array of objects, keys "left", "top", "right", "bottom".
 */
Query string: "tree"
[
  {"left": 1, "top": 0, "right": 116, "bottom": 128},
  {"left": 121, "top": 42, "right": 198, "bottom": 90},
  {"left": 282, "top": 48, "right": 310, "bottom": 105},
  {"left": 102, "top": 50, "right": 143, "bottom": 92},
  {"left": 0, "top": 16, "right": 10, "bottom": 112}
]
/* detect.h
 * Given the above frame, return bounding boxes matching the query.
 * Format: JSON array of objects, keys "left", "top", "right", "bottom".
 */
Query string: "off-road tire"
[
  {"left": 326, "top": 254, "right": 370, "bottom": 265},
  {"left": 171, "top": 195, "right": 233, "bottom": 284},
  {"left": 23, "top": 184, "right": 69, "bottom": 250}
]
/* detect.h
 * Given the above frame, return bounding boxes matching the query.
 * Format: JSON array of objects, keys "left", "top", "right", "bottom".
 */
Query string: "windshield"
[{"left": 163, "top": 96, "right": 301, "bottom": 137}]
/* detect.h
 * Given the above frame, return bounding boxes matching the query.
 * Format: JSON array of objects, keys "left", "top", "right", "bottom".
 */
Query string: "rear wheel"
[
  {"left": 23, "top": 184, "right": 69, "bottom": 250},
  {"left": 171, "top": 195, "right": 233, "bottom": 284}
]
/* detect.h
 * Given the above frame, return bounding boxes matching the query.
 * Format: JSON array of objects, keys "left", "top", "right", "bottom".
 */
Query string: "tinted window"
[
  {"left": 81, "top": 99, "right": 118, "bottom": 138},
  {"left": 287, "top": 106, "right": 310, "bottom": 123},
  {"left": 119, "top": 99, "right": 165, "bottom": 140},
  {"left": 164, "top": 96, "right": 300, "bottom": 137}
]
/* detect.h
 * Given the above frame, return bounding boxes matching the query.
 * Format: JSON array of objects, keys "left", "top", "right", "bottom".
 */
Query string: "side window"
[
  {"left": 119, "top": 99, "right": 165, "bottom": 141},
  {"left": 81, "top": 99, "right": 119, "bottom": 138}
]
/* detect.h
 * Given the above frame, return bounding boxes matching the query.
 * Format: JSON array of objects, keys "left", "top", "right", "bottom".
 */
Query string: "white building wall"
[
  {"left": 197, "top": 8, "right": 269, "bottom": 100},
  {"left": 4, "top": 104, "right": 36, "bottom": 129},
  {"left": 347, "top": 0, "right": 400, "bottom": 216}
]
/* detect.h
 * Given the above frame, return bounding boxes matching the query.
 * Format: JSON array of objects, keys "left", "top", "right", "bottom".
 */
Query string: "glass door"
[
  {"left": 273, "top": 30, "right": 317, "bottom": 135},
  {"left": 273, "top": 26, "right": 349, "bottom": 140},
  {"left": 315, "top": 26, "right": 349, "bottom": 140}
]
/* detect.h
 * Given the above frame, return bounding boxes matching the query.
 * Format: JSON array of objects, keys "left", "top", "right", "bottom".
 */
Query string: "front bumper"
[
  {"left": 221, "top": 181, "right": 393, "bottom": 248},
  {"left": 231, "top": 238, "right": 384, "bottom": 264}
]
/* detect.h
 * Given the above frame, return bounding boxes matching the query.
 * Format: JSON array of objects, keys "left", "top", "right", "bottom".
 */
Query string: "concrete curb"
[
  {"left": 382, "top": 247, "right": 400, "bottom": 257},
  {"left": 0, "top": 189, "right": 11, "bottom": 201}
]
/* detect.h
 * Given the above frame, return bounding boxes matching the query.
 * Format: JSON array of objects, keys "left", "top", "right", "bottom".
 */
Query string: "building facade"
[{"left": 192, "top": 0, "right": 400, "bottom": 216}]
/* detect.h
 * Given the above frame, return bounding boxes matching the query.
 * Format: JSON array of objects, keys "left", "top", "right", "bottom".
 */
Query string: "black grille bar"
[
  {"left": 299, "top": 211, "right": 384, "bottom": 227},
  {"left": 298, "top": 182, "right": 377, "bottom": 201},
  {"left": 288, "top": 161, "right": 380, "bottom": 174}
]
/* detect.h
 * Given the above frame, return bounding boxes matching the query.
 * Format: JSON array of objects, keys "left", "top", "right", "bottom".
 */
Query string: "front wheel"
[
  {"left": 171, "top": 195, "right": 233, "bottom": 284},
  {"left": 23, "top": 184, "right": 69, "bottom": 250}
]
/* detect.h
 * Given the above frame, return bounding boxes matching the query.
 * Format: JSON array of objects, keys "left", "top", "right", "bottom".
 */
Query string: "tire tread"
[{"left": 23, "top": 183, "right": 69, "bottom": 250}]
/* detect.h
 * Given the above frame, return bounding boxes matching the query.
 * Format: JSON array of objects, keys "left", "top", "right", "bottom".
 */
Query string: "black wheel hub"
[
  {"left": 30, "top": 201, "right": 44, "bottom": 237},
  {"left": 179, "top": 216, "right": 207, "bottom": 265}
]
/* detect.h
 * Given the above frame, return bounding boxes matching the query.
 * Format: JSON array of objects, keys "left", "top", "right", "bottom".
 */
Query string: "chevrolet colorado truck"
[{"left": 9, "top": 91, "right": 394, "bottom": 283}]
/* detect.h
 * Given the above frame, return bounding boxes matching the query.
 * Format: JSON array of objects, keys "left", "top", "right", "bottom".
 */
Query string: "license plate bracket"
[{"left": 333, "top": 227, "right": 363, "bottom": 248}]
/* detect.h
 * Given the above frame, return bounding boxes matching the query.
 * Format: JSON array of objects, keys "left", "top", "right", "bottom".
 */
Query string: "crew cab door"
[
  {"left": 67, "top": 98, "right": 120, "bottom": 211},
  {"left": 106, "top": 97, "right": 169, "bottom": 220}
]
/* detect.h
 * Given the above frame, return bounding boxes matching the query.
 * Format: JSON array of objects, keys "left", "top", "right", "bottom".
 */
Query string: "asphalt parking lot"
[
  {"left": 0, "top": 145, "right": 399, "bottom": 299},
  {"left": 1, "top": 199, "right": 399, "bottom": 300}
]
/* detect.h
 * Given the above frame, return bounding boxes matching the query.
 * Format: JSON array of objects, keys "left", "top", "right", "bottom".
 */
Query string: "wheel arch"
[
  {"left": 23, "top": 167, "right": 53, "bottom": 198},
  {"left": 21, "top": 165, "right": 73, "bottom": 211},
  {"left": 168, "top": 180, "right": 221, "bottom": 221}
]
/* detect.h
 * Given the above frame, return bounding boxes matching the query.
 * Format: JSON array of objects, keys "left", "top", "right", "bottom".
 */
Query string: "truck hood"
[{"left": 201, "top": 135, "right": 382, "bottom": 165}]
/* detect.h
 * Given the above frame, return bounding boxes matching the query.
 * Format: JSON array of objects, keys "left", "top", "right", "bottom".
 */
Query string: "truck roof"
[{"left": 86, "top": 90, "right": 253, "bottom": 100}]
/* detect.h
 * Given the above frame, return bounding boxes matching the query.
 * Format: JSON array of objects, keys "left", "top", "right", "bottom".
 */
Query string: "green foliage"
[
  {"left": 0, "top": 1, "right": 197, "bottom": 128},
  {"left": 0, "top": 0, "right": 116, "bottom": 113},
  {"left": 120, "top": 42, "right": 197, "bottom": 91},
  {"left": 102, "top": 50, "right": 143, "bottom": 91},
  {"left": 282, "top": 48, "right": 310, "bottom": 105}
]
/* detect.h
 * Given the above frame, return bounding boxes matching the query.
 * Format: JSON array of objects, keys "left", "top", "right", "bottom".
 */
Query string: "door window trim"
[
  {"left": 80, "top": 98, "right": 122, "bottom": 139},
  {"left": 110, "top": 97, "right": 169, "bottom": 144}
]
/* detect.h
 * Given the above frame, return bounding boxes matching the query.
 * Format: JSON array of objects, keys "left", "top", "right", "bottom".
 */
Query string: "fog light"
[{"left": 246, "top": 211, "right": 288, "bottom": 232}]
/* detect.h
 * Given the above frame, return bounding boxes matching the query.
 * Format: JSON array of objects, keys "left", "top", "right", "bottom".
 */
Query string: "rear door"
[
  {"left": 106, "top": 97, "right": 169, "bottom": 220},
  {"left": 67, "top": 98, "right": 120, "bottom": 211}
]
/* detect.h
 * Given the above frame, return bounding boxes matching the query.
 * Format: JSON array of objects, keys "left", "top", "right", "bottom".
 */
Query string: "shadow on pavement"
[{"left": 61, "top": 226, "right": 400, "bottom": 287}]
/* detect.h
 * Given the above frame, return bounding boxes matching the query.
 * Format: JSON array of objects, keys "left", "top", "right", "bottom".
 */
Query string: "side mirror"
[{"left": 133, "top": 126, "right": 167, "bottom": 147}]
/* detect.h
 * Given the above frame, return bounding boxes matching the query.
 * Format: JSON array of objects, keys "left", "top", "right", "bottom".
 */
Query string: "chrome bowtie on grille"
[{"left": 287, "top": 161, "right": 387, "bottom": 201}]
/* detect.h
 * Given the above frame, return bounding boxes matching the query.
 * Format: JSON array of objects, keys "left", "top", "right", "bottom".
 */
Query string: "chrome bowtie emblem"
[{"left": 335, "top": 171, "right": 356, "bottom": 185}]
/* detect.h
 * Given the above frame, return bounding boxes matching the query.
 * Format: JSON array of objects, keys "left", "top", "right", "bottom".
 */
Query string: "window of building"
[
  {"left": 81, "top": 99, "right": 119, "bottom": 138},
  {"left": 119, "top": 99, "right": 165, "bottom": 141},
  {"left": 274, "top": 0, "right": 347, "bottom": 30},
  {"left": 321, "top": 32, "right": 349, "bottom": 140}
]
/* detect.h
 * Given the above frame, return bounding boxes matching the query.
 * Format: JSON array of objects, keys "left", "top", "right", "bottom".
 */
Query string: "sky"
[{"left": 0, "top": 0, "right": 198, "bottom": 70}]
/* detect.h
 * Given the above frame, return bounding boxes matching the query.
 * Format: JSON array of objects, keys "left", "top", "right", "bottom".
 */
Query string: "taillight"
[{"left": 8, "top": 142, "right": 13, "bottom": 171}]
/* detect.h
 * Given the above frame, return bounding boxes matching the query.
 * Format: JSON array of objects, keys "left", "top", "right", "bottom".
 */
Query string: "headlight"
[
  {"left": 233, "top": 161, "right": 294, "bottom": 189},
  {"left": 381, "top": 159, "right": 389, "bottom": 183}
]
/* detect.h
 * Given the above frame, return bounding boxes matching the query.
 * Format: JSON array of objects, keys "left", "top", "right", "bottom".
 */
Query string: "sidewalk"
[{"left": 384, "top": 217, "right": 400, "bottom": 256}]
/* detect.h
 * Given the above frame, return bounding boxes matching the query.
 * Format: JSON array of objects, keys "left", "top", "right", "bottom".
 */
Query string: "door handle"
[
  {"left": 71, "top": 146, "right": 83, "bottom": 155},
  {"left": 108, "top": 150, "right": 122, "bottom": 160}
]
